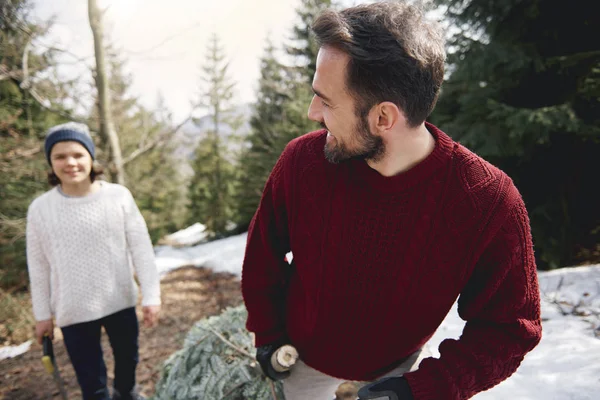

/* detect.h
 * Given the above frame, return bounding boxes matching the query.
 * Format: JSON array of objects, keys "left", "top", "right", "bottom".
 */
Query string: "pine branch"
[
  {"left": 154, "top": 306, "right": 284, "bottom": 399},
  {"left": 221, "top": 381, "right": 247, "bottom": 399}
]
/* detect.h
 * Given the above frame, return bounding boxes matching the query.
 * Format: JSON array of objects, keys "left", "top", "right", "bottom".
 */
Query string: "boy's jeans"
[{"left": 61, "top": 307, "right": 139, "bottom": 400}]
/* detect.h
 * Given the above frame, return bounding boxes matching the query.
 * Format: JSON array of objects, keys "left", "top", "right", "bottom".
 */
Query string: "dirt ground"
[{"left": 0, "top": 267, "right": 243, "bottom": 400}]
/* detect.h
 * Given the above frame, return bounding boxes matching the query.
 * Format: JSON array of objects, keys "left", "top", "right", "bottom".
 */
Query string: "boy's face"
[{"left": 49, "top": 141, "right": 93, "bottom": 186}]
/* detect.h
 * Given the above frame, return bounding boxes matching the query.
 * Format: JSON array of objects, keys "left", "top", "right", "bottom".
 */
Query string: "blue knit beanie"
[{"left": 44, "top": 122, "right": 95, "bottom": 164}]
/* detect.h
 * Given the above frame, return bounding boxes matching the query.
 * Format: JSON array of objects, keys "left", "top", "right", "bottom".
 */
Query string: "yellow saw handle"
[
  {"left": 42, "top": 335, "right": 55, "bottom": 374},
  {"left": 42, "top": 355, "right": 54, "bottom": 374}
]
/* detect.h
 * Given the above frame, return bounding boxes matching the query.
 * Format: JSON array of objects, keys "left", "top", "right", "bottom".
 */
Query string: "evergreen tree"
[
  {"left": 126, "top": 96, "right": 188, "bottom": 243},
  {"left": 233, "top": 40, "right": 291, "bottom": 230},
  {"left": 152, "top": 305, "right": 283, "bottom": 400},
  {"left": 0, "top": 0, "right": 68, "bottom": 288},
  {"left": 188, "top": 34, "right": 238, "bottom": 238},
  {"left": 287, "top": 0, "right": 334, "bottom": 83},
  {"left": 431, "top": 0, "right": 600, "bottom": 268},
  {"left": 232, "top": 0, "right": 332, "bottom": 230},
  {"left": 189, "top": 135, "right": 237, "bottom": 239}
]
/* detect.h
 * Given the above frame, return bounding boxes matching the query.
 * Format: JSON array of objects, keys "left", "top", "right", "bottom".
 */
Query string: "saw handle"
[{"left": 42, "top": 335, "right": 55, "bottom": 374}]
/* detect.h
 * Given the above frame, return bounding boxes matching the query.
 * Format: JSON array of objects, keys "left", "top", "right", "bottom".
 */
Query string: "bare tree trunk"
[{"left": 88, "top": 0, "right": 124, "bottom": 185}]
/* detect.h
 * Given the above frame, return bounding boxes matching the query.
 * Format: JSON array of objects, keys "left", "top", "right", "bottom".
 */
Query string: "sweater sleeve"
[
  {"left": 241, "top": 142, "right": 295, "bottom": 347},
  {"left": 404, "top": 197, "right": 542, "bottom": 399},
  {"left": 26, "top": 204, "right": 53, "bottom": 322},
  {"left": 123, "top": 188, "right": 161, "bottom": 306}
]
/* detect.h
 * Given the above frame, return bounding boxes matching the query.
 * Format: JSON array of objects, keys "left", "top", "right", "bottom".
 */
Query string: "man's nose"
[{"left": 307, "top": 95, "right": 322, "bottom": 122}]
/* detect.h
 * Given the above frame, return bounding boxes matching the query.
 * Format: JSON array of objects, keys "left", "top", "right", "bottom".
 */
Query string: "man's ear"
[{"left": 372, "top": 101, "right": 405, "bottom": 134}]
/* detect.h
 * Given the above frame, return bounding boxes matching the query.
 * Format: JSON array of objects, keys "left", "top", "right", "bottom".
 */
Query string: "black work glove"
[
  {"left": 357, "top": 377, "right": 414, "bottom": 400},
  {"left": 255, "top": 341, "right": 291, "bottom": 381}
]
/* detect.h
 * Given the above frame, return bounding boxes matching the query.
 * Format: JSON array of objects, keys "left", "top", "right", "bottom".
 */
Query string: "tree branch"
[
  {"left": 0, "top": 64, "right": 23, "bottom": 81},
  {"left": 206, "top": 326, "right": 255, "bottom": 359},
  {"left": 122, "top": 115, "right": 192, "bottom": 165},
  {"left": 26, "top": 86, "right": 89, "bottom": 124},
  {"left": 12, "top": 33, "right": 88, "bottom": 124}
]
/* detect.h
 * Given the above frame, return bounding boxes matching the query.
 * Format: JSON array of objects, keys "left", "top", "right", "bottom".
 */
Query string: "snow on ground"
[
  {"left": 154, "top": 232, "right": 247, "bottom": 277},
  {"left": 3, "top": 226, "right": 600, "bottom": 400},
  {"left": 159, "top": 222, "right": 208, "bottom": 247},
  {"left": 0, "top": 340, "right": 32, "bottom": 361}
]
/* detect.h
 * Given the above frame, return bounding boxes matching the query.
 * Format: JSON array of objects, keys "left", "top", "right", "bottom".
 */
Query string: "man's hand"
[
  {"left": 142, "top": 305, "right": 160, "bottom": 328},
  {"left": 357, "top": 377, "right": 414, "bottom": 400},
  {"left": 35, "top": 319, "right": 54, "bottom": 345},
  {"left": 256, "top": 341, "right": 292, "bottom": 381}
]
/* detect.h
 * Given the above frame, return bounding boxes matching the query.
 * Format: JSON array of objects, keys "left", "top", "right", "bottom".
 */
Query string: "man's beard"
[{"left": 322, "top": 116, "right": 385, "bottom": 164}]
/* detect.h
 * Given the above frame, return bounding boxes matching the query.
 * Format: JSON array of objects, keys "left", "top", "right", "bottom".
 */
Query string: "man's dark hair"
[
  {"left": 48, "top": 162, "right": 104, "bottom": 186},
  {"left": 312, "top": 1, "right": 446, "bottom": 127}
]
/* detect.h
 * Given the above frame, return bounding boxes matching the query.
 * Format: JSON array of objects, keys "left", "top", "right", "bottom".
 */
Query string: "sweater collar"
[
  {"left": 349, "top": 122, "right": 455, "bottom": 193},
  {"left": 52, "top": 180, "right": 107, "bottom": 203}
]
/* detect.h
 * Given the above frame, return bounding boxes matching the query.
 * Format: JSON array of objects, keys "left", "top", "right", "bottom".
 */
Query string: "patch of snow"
[
  {"left": 538, "top": 265, "right": 600, "bottom": 320},
  {"left": 160, "top": 222, "right": 208, "bottom": 246},
  {"left": 154, "top": 232, "right": 248, "bottom": 277},
  {"left": 0, "top": 340, "right": 32, "bottom": 361}
]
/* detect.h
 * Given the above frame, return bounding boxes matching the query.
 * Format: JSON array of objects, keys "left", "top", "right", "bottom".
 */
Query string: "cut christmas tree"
[{"left": 152, "top": 305, "right": 284, "bottom": 400}]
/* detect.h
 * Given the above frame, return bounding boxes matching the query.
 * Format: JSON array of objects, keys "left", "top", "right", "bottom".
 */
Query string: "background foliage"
[{"left": 431, "top": 0, "right": 600, "bottom": 268}]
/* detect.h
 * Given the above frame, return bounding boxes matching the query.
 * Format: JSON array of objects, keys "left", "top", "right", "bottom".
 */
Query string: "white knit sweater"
[{"left": 26, "top": 182, "right": 161, "bottom": 327}]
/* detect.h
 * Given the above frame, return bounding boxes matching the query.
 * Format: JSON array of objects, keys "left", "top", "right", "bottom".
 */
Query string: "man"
[
  {"left": 241, "top": 2, "right": 542, "bottom": 399},
  {"left": 27, "top": 122, "right": 161, "bottom": 400}
]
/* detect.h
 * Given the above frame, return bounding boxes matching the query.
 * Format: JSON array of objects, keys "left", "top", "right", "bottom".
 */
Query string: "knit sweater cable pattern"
[
  {"left": 241, "top": 123, "right": 542, "bottom": 399},
  {"left": 26, "top": 182, "right": 161, "bottom": 328}
]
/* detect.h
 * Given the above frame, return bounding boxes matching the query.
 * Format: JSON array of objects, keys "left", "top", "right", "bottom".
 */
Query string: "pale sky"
[{"left": 30, "top": 0, "right": 358, "bottom": 122}]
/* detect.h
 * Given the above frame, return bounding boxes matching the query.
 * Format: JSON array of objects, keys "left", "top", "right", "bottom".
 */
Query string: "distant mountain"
[{"left": 172, "top": 103, "right": 253, "bottom": 178}]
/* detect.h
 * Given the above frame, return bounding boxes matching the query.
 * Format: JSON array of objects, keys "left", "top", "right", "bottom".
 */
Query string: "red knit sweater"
[{"left": 241, "top": 123, "right": 542, "bottom": 399}]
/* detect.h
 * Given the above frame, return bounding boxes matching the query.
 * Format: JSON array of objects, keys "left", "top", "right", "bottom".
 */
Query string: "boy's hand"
[
  {"left": 35, "top": 319, "right": 54, "bottom": 344},
  {"left": 143, "top": 305, "right": 161, "bottom": 327}
]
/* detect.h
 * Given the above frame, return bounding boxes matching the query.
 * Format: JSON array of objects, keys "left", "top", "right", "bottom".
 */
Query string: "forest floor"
[{"left": 0, "top": 267, "right": 243, "bottom": 400}]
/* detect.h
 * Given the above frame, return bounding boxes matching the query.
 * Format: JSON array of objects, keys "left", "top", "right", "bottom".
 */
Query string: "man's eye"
[{"left": 321, "top": 100, "right": 330, "bottom": 108}]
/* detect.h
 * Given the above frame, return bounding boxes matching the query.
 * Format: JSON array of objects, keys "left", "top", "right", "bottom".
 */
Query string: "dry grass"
[{"left": 0, "top": 289, "right": 35, "bottom": 346}]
